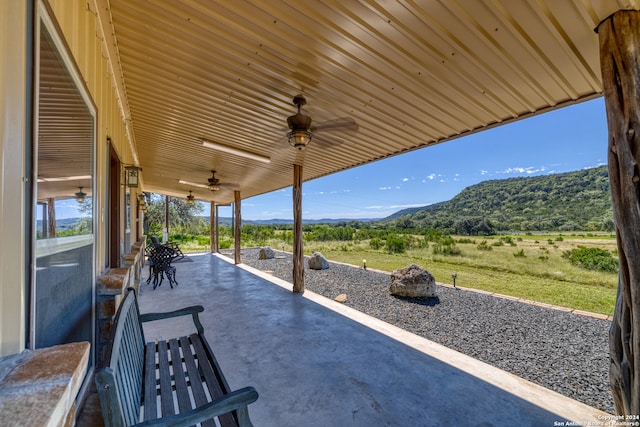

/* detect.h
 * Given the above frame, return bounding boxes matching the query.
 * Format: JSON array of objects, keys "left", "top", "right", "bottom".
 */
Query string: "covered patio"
[
  {"left": 4, "top": 1, "right": 640, "bottom": 424},
  {"left": 82, "top": 253, "right": 608, "bottom": 425}
]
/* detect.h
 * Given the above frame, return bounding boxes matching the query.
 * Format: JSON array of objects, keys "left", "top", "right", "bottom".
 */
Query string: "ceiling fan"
[
  {"left": 285, "top": 95, "right": 358, "bottom": 150},
  {"left": 207, "top": 170, "right": 238, "bottom": 191},
  {"left": 178, "top": 170, "right": 239, "bottom": 192}
]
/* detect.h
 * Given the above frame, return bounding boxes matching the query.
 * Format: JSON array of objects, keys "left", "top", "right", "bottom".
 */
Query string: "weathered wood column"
[
  {"left": 234, "top": 191, "right": 241, "bottom": 264},
  {"left": 163, "top": 194, "right": 169, "bottom": 243},
  {"left": 47, "top": 198, "right": 56, "bottom": 237},
  {"left": 215, "top": 204, "right": 220, "bottom": 252},
  {"left": 598, "top": 9, "right": 640, "bottom": 416},
  {"left": 210, "top": 201, "right": 216, "bottom": 253},
  {"left": 292, "top": 164, "right": 304, "bottom": 292}
]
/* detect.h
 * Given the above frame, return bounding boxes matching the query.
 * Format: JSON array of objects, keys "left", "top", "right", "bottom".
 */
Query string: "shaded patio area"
[{"left": 126, "top": 253, "right": 607, "bottom": 426}]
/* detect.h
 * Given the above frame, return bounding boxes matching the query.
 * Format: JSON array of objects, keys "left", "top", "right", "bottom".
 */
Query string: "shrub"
[
  {"left": 513, "top": 249, "right": 526, "bottom": 258},
  {"left": 562, "top": 246, "right": 618, "bottom": 273},
  {"left": 433, "top": 242, "right": 461, "bottom": 256},
  {"left": 370, "top": 238, "right": 384, "bottom": 250},
  {"left": 501, "top": 236, "right": 514, "bottom": 245},
  {"left": 386, "top": 235, "right": 406, "bottom": 254},
  {"left": 477, "top": 240, "right": 493, "bottom": 251}
]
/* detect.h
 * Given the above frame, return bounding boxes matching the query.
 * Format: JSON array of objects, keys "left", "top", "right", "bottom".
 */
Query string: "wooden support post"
[
  {"left": 598, "top": 9, "right": 640, "bottom": 416},
  {"left": 215, "top": 204, "right": 220, "bottom": 252},
  {"left": 234, "top": 191, "right": 241, "bottom": 264},
  {"left": 292, "top": 164, "right": 304, "bottom": 293},
  {"left": 47, "top": 198, "right": 56, "bottom": 238},
  {"left": 164, "top": 195, "right": 169, "bottom": 243},
  {"left": 210, "top": 201, "right": 215, "bottom": 253}
]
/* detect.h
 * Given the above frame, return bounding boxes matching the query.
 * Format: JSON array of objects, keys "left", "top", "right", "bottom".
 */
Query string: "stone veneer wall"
[{"left": 96, "top": 238, "right": 146, "bottom": 366}]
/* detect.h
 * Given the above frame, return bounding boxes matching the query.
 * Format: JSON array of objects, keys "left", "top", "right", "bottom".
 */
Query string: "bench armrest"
[
  {"left": 134, "top": 386, "right": 259, "bottom": 427},
  {"left": 140, "top": 306, "right": 205, "bottom": 334}
]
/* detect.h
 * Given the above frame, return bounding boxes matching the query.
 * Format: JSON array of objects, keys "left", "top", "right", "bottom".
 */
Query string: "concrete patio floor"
[{"left": 104, "top": 252, "right": 609, "bottom": 426}]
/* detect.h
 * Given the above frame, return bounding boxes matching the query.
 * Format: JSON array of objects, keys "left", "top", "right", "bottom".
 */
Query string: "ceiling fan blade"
[
  {"left": 311, "top": 117, "right": 358, "bottom": 133},
  {"left": 219, "top": 182, "right": 239, "bottom": 189},
  {"left": 179, "top": 179, "right": 209, "bottom": 189}
]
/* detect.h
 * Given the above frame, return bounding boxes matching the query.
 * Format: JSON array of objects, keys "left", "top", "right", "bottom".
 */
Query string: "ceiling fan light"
[
  {"left": 75, "top": 187, "right": 87, "bottom": 203},
  {"left": 209, "top": 183, "right": 220, "bottom": 191},
  {"left": 288, "top": 129, "right": 312, "bottom": 149},
  {"left": 187, "top": 191, "right": 195, "bottom": 204}
]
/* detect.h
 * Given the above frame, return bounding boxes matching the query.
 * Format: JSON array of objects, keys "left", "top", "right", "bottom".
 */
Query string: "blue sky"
[{"left": 230, "top": 97, "right": 608, "bottom": 221}]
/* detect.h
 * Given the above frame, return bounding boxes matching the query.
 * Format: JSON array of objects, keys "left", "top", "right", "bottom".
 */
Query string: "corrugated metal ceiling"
[{"left": 98, "top": 0, "right": 639, "bottom": 205}]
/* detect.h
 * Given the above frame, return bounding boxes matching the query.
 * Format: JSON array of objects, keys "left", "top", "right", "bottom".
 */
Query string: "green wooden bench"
[{"left": 95, "top": 288, "right": 258, "bottom": 427}]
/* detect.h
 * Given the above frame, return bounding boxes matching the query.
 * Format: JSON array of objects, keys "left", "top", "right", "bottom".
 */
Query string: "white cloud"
[
  {"left": 389, "top": 203, "right": 430, "bottom": 209},
  {"left": 402, "top": 177, "right": 409, "bottom": 182},
  {"left": 499, "top": 166, "right": 547, "bottom": 175},
  {"left": 379, "top": 186, "right": 392, "bottom": 190}
]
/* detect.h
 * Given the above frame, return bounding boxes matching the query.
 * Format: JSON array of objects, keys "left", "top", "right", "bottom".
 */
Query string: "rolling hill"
[{"left": 383, "top": 166, "right": 613, "bottom": 233}]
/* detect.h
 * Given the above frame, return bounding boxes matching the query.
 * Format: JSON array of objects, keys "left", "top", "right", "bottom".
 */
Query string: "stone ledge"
[
  {"left": 0, "top": 341, "right": 90, "bottom": 427},
  {"left": 97, "top": 267, "right": 131, "bottom": 295}
]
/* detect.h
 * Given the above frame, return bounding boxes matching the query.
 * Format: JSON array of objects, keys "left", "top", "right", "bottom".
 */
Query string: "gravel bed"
[{"left": 225, "top": 248, "right": 614, "bottom": 414}]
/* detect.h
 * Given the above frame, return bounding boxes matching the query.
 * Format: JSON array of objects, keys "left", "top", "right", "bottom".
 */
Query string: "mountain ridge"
[{"left": 382, "top": 166, "right": 612, "bottom": 233}]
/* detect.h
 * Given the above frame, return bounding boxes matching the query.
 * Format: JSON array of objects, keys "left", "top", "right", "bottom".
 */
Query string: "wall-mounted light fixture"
[
  {"left": 201, "top": 139, "right": 271, "bottom": 164},
  {"left": 125, "top": 166, "right": 141, "bottom": 188},
  {"left": 75, "top": 187, "right": 87, "bottom": 203},
  {"left": 136, "top": 193, "right": 147, "bottom": 212}
]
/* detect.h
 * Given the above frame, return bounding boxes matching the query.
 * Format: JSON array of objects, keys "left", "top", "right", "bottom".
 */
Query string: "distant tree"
[
  {"left": 395, "top": 215, "right": 415, "bottom": 229},
  {"left": 453, "top": 217, "right": 496, "bottom": 236},
  {"left": 144, "top": 193, "right": 206, "bottom": 238}
]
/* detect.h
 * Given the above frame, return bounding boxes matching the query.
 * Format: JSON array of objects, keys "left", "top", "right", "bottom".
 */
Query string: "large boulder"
[
  {"left": 308, "top": 252, "right": 329, "bottom": 270},
  {"left": 258, "top": 246, "right": 275, "bottom": 259},
  {"left": 389, "top": 264, "right": 437, "bottom": 298}
]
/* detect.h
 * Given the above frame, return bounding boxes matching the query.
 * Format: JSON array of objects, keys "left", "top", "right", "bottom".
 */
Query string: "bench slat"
[
  {"left": 143, "top": 342, "right": 158, "bottom": 421},
  {"left": 168, "top": 338, "right": 193, "bottom": 413},
  {"left": 190, "top": 334, "right": 238, "bottom": 427},
  {"left": 157, "top": 340, "right": 175, "bottom": 417},
  {"left": 115, "top": 296, "right": 145, "bottom": 425},
  {"left": 179, "top": 336, "right": 217, "bottom": 427}
]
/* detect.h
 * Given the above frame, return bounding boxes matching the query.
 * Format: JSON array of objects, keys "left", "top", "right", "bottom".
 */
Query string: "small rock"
[
  {"left": 308, "top": 252, "right": 329, "bottom": 270},
  {"left": 335, "top": 293, "right": 348, "bottom": 303},
  {"left": 258, "top": 246, "right": 275, "bottom": 259}
]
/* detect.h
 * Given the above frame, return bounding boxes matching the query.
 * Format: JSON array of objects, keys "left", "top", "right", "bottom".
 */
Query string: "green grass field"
[
  {"left": 301, "top": 234, "right": 618, "bottom": 316},
  {"left": 173, "top": 232, "right": 618, "bottom": 316}
]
